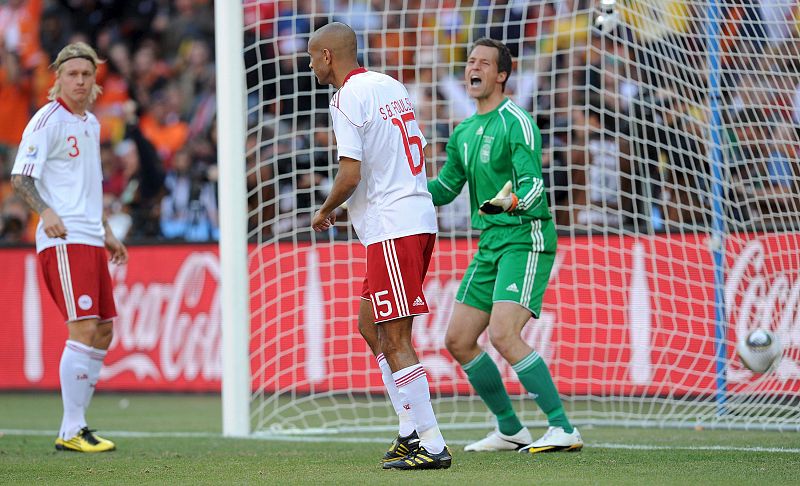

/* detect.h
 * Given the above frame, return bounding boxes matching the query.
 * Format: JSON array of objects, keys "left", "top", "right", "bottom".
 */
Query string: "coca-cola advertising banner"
[
  {"left": 1, "top": 245, "right": 221, "bottom": 391},
  {"left": 1, "top": 234, "right": 799, "bottom": 394}
]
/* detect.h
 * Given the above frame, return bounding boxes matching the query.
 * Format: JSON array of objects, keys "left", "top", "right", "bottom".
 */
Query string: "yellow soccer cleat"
[{"left": 55, "top": 427, "right": 116, "bottom": 452}]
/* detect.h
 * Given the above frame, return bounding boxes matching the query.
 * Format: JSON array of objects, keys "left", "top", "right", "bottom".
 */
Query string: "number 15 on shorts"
[{"left": 372, "top": 290, "right": 393, "bottom": 318}]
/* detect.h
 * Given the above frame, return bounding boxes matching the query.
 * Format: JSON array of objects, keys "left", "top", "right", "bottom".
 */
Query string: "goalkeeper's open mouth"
[{"left": 467, "top": 74, "right": 485, "bottom": 96}]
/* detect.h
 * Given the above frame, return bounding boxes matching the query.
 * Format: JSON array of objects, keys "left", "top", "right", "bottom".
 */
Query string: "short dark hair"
[{"left": 471, "top": 38, "right": 512, "bottom": 91}]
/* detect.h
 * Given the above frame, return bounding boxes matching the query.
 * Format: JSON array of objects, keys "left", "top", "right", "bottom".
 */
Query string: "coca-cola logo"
[
  {"left": 726, "top": 240, "right": 797, "bottom": 346},
  {"left": 725, "top": 239, "right": 800, "bottom": 381},
  {"left": 103, "top": 252, "right": 222, "bottom": 382}
]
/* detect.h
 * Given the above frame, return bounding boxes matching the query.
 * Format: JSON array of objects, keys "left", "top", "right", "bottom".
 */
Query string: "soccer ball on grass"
[{"left": 736, "top": 329, "right": 782, "bottom": 373}]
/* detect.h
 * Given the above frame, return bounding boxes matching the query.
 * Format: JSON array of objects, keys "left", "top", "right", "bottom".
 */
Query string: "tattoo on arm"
[{"left": 11, "top": 175, "right": 49, "bottom": 214}]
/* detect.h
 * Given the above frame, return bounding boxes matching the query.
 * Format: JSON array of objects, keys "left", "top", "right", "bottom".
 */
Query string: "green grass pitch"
[{"left": 1, "top": 393, "right": 799, "bottom": 485}]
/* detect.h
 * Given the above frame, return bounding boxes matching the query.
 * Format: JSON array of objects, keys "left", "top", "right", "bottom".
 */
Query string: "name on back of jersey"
[{"left": 379, "top": 97, "right": 414, "bottom": 120}]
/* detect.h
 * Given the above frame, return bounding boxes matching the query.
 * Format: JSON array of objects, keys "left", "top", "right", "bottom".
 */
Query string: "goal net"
[{"left": 236, "top": 0, "right": 800, "bottom": 434}]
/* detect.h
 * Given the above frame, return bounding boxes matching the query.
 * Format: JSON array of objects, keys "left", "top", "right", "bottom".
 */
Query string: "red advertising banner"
[
  {"left": 0, "top": 245, "right": 222, "bottom": 391},
  {"left": 1, "top": 234, "right": 798, "bottom": 395}
]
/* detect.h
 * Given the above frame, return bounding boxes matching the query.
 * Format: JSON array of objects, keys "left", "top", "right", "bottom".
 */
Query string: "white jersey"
[
  {"left": 12, "top": 99, "right": 105, "bottom": 252},
  {"left": 330, "top": 69, "right": 437, "bottom": 246}
]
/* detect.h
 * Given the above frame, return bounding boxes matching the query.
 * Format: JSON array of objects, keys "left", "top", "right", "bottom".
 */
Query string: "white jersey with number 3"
[
  {"left": 330, "top": 69, "right": 437, "bottom": 246},
  {"left": 11, "top": 99, "right": 105, "bottom": 253}
]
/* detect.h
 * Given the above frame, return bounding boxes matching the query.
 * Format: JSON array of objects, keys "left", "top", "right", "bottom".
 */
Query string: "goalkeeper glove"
[{"left": 479, "top": 181, "right": 518, "bottom": 215}]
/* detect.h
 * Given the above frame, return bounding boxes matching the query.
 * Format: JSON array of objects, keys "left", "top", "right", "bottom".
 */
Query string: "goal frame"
[
  {"left": 215, "top": 1, "right": 800, "bottom": 436},
  {"left": 215, "top": 1, "right": 251, "bottom": 438}
]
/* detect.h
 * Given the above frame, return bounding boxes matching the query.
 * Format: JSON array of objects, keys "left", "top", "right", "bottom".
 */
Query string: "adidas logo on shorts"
[
  {"left": 412, "top": 296, "right": 425, "bottom": 306},
  {"left": 506, "top": 283, "right": 519, "bottom": 293}
]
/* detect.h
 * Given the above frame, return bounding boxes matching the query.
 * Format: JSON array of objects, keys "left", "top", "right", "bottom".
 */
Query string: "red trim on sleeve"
[{"left": 34, "top": 102, "right": 61, "bottom": 131}]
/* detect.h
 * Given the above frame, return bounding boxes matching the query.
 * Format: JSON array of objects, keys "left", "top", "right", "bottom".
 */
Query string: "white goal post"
[
  {"left": 215, "top": 0, "right": 251, "bottom": 437},
  {"left": 218, "top": 0, "right": 800, "bottom": 436}
]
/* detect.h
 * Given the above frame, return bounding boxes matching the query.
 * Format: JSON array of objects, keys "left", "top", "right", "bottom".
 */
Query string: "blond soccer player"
[{"left": 11, "top": 42, "right": 127, "bottom": 452}]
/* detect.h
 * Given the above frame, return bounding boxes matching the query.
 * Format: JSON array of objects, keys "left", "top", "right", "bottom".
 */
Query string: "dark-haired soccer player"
[
  {"left": 428, "top": 38, "right": 583, "bottom": 454},
  {"left": 309, "top": 22, "right": 451, "bottom": 470}
]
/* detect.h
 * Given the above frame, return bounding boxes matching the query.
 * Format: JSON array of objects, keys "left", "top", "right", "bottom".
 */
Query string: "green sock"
[
  {"left": 512, "top": 351, "right": 574, "bottom": 433},
  {"left": 462, "top": 352, "right": 524, "bottom": 436}
]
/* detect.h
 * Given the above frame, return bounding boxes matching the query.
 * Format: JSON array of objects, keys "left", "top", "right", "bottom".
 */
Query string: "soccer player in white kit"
[
  {"left": 11, "top": 42, "right": 127, "bottom": 453},
  {"left": 308, "top": 22, "right": 451, "bottom": 470}
]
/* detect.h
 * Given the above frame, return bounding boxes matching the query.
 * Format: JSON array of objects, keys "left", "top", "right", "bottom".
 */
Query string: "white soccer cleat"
[
  {"left": 464, "top": 427, "right": 533, "bottom": 452},
  {"left": 519, "top": 426, "right": 583, "bottom": 454}
]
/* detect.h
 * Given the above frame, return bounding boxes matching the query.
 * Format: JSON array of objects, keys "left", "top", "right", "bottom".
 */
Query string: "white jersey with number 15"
[{"left": 330, "top": 69, "right": 437, "bottom": 246}]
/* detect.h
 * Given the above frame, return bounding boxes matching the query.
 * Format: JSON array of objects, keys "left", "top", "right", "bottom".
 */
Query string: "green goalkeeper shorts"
[{"left": 456, "top": 219, "right": 557, "bottom": 318}]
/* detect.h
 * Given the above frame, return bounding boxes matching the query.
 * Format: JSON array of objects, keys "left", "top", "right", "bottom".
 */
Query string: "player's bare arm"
[
  {"left": 312, "top": 157, "right": 361, "bottom": 232},
  {"left": 11, "top": 174, "right": 48, "bottom": 213},
  {"left": 103, "top": 218, "right": 128, "bottom": 265},
  {"left": 11, "top": 174, "right": 67, "bottom": 239}
]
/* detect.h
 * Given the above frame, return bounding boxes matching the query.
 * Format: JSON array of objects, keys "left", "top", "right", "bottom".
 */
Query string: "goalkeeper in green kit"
[{"left": 428, "top": 38, "right": 582, "bottom": 454}]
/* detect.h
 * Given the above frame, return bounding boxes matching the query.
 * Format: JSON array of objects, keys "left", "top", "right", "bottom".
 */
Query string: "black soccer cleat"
[
  {"left": 382, "top": 445, "right": 452, "bottom": 470},
  {"left": 381, "top": 431, "right": 420, "bottom": 463}
]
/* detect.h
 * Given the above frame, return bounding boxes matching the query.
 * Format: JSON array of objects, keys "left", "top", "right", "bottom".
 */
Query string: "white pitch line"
[
  {"left": 0, "top": 429, "right": 218, "bottom": 439},
  {"left": 2, "top": 429, "right": 799, "bottom": 454},
  {"left": 588, "top": 442, "right": 800, "bottom": 454},
  {"left": 258, "top": 436, "right": 800, "bottom": 454}
]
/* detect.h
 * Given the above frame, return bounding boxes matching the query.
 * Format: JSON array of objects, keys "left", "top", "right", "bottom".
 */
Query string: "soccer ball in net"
[
  {"left": 594, "top": 0, "right": 619, "bottom": 34},
  {"left": 736, "top": 329, "right": 782, "bottom": 374}
]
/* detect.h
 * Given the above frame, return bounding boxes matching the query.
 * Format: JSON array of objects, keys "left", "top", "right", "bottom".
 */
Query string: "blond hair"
[{"left": 47, "top": 42, "right": 104, "bottom": 103}]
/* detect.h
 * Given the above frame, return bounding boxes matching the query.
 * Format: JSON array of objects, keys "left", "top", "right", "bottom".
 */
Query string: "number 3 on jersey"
[
  {"left": 67, "top": 136, "right": 80, "bottom": 158},
  {"left": 391, "top": 112, "right": 424, "bottom": 175}
]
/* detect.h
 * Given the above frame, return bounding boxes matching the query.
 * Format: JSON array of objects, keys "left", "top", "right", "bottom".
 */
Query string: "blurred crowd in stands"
[
  {"left": 1, "top": 0, "right": 799, "bottom": 244},
  {"left": 0, "top": 0, "right": 218, "bottom": 243}
]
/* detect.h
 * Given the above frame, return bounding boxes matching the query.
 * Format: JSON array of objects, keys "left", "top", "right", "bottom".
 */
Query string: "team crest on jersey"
[
  {"left": 480, "top": 136, "right": 493, "bottom": 163},
  {"left": 25, "top": 145, "right": 37, "bottom": 157}
]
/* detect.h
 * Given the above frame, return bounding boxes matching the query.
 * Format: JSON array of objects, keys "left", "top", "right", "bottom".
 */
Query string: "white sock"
[
  {"left": 376, "top": 353, "right": 415, "bottom": 437},
  {"left": 59, "top": 340, "right": 91, "bottom": 439},
  {"left": 86, "top": 347, "right": 107, "bottom": 409},
  {"left": 392, "top": 364, "right": 446, "bottom": 454}
]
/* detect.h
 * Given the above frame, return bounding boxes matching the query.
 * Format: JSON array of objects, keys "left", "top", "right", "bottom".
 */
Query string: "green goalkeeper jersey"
[{"left": 428, "top": 98, "right": 551, "bottom": 230}]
